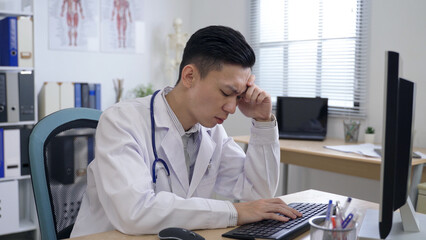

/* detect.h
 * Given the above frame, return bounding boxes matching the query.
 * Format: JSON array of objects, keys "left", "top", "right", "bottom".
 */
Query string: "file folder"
[
  {"left": 49, "top": 135, "right": 75, "bottom": 184},
  {"left": 18, "top": 71, "right": 35, "bottom": 121},
  {"left": 0, "top": 128, "right": 3, "bottom": 178},
  {"left": 81, "top": 83, "right": 89, "bottom": 108},
  {"left": 6, "top": 72, "right": 20, "bottom": 123},
  {"left": 88, "top": 83, "right": 96, "bottom": 109},
  {"left": 95, "top": 83, "right": 101, "bottom": 110},
  {"left": 0, "top": 16, "right": 18, "bottom": 66},
  {"left": 17, "top": 16, "right": 33, "bottom": 68},
  {"left": 0, "top": 180, "right": 20, "bottom": 234},
  {"left": 0, "top": 73, "right": 7, "bottom": 122},
  {"left": 59, "top": 82, "right": 75, "bottom": 109},
  {"left": 4, "top": 129, "right": 21, "bottom": 178},
  {"left": 38, "top": 82, "right": 60, "bottom": 119},
  {"left": 20, "top": 127, "right": 31, "bottom": 176},
  {"left": 74, "top": 82, "right": 82, "bottom": 107}
]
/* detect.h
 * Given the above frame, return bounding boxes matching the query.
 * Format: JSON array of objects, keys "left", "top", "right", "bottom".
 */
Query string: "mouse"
[{"left": 158, "top": 227, "right": 205, "bottom": 240}]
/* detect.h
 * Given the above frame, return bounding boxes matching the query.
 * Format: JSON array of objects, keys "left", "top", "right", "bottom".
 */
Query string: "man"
[{"left": 71, "top": 25, "right": 301, "bottom": 237}]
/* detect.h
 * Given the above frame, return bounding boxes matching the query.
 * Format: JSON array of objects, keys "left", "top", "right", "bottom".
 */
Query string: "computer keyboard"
[{"left": 222, "top": 202, "right": 328, "bottom": 240}]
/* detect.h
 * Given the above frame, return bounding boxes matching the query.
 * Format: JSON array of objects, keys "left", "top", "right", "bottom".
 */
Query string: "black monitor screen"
[
  {"left": 276, "top": 97, "right": 328, "bottom": 134},
  {"left": 379, "top": 51, "right": 415, "bottom": 239}
]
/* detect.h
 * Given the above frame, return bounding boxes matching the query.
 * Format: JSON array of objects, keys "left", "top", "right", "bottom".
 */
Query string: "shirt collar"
[{"left": 161, "top": 86, "right": 200, "bottom": 137}]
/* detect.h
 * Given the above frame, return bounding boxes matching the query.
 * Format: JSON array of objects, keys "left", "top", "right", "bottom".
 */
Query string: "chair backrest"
[{"left": 29, "top": 108, "right": 101, "bottom": 240}]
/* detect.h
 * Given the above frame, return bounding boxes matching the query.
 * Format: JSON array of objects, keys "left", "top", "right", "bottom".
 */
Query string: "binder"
[
  {"left": 59, "top": 82, "right": 75, "bottom": 109},
  {"left": 4, "top": 129, "right": 21, "bottom": 178},
  {"left": 95, "top": 83, "right": 101, "bottom": 110},
  {"left": 81, "top": 83, "right": 89, "bottom": 108},
  {"left": 0, "top": 128, "right": 3, "bottom": 178},
  {"left": 49, "top": 135, "right": 74, "bottom": 184},
  {"left": 0, "top": 180, "right": 20, "bottom": 234},
  {"left": 6, "top": 72, "right": 19, "bottom": 123},
  {"left": 74, "top": 82, "right": 82, "bottom": 107},
  {"left": 0, "top": 16, "right": 18, "bottom": 66},
  {"left": 38, "top": 82, "right": 60, "bottom": 119},
  {"left": 0, "top": 73, "right": 7, "bottom": 122},
  {"left": 18, "top": 71, "right": 34, "bottom": 121},
  {"left": 17, "top": 16, "right": 33, "bottom": 68},
  {"left": 88, "top": 83, "right": 96, "bottom": 109},
  {"left": 87, "top": 135, "right": 95, "bottom": 164},
  {"left": 74, "top": 136, "right": 88, "bottom": 177},
  {"left": 20, "top": 127, "right": 31, "bottom": 176}
]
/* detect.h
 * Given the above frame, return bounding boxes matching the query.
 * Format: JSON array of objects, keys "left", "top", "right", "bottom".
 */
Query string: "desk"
[
  {"left": 68, "top": 189, "right": 378, "bottom": 240},
  {"left": 233, "top": 136, "right": 426, "bottom": 207}
]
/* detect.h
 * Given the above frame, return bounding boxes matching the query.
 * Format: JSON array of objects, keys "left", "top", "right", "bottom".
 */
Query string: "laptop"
[{"left": 276, "top": 96, "right": 328, "bottom": 141}]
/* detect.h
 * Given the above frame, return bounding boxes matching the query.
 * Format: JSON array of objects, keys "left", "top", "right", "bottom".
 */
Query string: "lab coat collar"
[
  {"left": 153, "top": 88, "right": 190, "bottom": 193},
  {"left": 187, "top": 127, "right": 216, "bottom": 198}
]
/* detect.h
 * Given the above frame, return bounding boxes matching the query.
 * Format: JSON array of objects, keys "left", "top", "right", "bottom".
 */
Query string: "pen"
[
  {"left": 325, "top": 200, "right": 333, "bottom": 228},
  {"left": 341, "top": 208, "right": 357, "bottom": 229},
  {"left": 347, "top": 212, "right": 359, "bottom": 229},
  {"left": 341, "top": 197, "right": 352, "bottom": 216},
  {"left": 335, "top": 204, "right": 343, "bottom": 229}
]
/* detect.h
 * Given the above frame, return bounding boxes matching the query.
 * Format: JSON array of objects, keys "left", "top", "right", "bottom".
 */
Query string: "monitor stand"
[{"left": 359, "top": 198, "right": 426, "bottom": 240}]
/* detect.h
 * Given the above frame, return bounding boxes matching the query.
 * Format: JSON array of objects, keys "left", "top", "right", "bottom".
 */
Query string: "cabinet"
[{"left": 0, "top": 0, "right": 38, "bottom": 239}]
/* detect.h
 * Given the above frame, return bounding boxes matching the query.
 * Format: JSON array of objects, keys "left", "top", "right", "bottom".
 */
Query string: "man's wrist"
[
  {"left": 252, "top": 114, "right": 276, "bottom": 128},
  {"left": 254, "top": 113, "right": 274, "bottom": 122}
]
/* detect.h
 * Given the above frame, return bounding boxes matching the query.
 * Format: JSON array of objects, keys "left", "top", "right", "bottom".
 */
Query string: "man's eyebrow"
[{"left": 225, "top": 85, "right": 247, "bottom": 95}]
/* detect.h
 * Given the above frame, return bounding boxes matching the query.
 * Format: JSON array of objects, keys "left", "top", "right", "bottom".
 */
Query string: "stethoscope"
[{"left": 150, "top": 90, "right": 170, "bottom": 183}]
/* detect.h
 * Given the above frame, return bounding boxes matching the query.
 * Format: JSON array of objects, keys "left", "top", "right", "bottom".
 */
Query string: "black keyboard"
[{"left": 222, "top": 202, "right": 328, "bottom": 240}]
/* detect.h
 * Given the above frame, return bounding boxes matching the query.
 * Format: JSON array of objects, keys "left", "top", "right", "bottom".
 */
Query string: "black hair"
[{"left": 176, "top": 25, "right": 255, "bottom": 84}]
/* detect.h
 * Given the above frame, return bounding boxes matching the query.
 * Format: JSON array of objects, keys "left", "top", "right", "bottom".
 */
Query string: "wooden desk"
[
  {"left": 233, "top": 136, "right": 426, "bottom": 206},
  {"left": 68, "top": 189, "right": 378, "bottom": 240}
]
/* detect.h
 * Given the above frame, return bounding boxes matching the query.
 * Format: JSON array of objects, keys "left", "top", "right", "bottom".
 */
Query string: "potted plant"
[
  {"left": 364, "top": 126, "right": 375, "bottom": 144},
  {"left": 130, "top": 83, "right": 154, "bottom": 98}
]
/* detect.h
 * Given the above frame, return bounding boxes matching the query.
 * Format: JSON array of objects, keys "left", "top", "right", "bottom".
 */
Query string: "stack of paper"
[{"left": 324, "top": 144, "right": 381, "bottom": 158}]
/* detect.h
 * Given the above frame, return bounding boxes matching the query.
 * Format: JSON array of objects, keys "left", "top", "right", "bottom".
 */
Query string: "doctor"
[{"left": 71, "top": 25, "right": 301, "bottom": 237}]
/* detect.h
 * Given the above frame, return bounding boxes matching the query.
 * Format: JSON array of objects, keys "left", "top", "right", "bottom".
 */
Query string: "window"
[{"left": 250, "top": 0, "right": 369, "bottom": 117}]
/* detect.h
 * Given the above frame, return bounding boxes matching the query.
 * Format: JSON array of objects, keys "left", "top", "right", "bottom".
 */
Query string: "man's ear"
[{"left": 181, "top": 64, "right": 199, "bottom": 88}]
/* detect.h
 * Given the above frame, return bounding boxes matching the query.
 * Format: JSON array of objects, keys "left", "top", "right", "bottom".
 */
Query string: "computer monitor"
[{"left": 359, "top": 51, "right": 426, "bottom": 239}]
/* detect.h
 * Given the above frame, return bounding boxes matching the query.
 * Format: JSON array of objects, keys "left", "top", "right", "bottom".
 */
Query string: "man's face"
[{"left": 188, "top": 64, "right": 251, "bottom": 128}]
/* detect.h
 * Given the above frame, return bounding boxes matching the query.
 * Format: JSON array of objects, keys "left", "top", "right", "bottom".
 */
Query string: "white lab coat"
[{"left": 71, "top": 88, "right": 280, "bottom": 237}]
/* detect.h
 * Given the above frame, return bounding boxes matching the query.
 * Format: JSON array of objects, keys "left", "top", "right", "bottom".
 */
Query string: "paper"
[{"left": 324, "top": 143, "right": 381, "bottom": 158}]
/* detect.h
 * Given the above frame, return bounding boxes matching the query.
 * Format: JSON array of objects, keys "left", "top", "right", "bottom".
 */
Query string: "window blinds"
[{"left": 250, "top": 0, "right": 369, "bottom": 117}]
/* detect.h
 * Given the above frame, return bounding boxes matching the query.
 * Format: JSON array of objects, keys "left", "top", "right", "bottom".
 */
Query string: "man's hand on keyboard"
[{"left": 233, "top": 198, "right": 302, "bottom": 226}]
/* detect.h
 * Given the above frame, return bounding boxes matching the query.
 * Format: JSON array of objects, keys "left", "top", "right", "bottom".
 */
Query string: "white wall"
[{"left": 34, "top": 0, "right": 191, "bottom": 112}]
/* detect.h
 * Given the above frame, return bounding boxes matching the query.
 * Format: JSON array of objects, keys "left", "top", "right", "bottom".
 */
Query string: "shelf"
[
  {"left": 18, "top": 220, "right": 37, "bottom": 232},
  {"left": 0, "top": 10, "right": 33, "bottom": 17},
  {"left": 0, "top": 66, "right": 34, "bottom": 71},
  {"left": 0, "top": 175, "right": 30, "bottom": 182},
  {"left": 0, "top": 121, "right": 36, "bottom": 127}
]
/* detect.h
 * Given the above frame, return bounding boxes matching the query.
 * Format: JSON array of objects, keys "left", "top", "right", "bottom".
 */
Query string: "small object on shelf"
[
  {"left": 364, "top": 126, "right": 375, "bottom": 144},
  {"left": 343, "top": 119, "right": 360, "bottom": 143},
  {"left": 113, "top": 78, "right": 124, "bottom": 103}
]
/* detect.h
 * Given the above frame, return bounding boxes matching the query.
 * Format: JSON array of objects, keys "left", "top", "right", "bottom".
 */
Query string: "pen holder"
[
  {"left": 343, "top": 119, "right": 360, "bottom": 143},
  {"left": 309, "top": 215, "right": 357, "bottom": 240}
]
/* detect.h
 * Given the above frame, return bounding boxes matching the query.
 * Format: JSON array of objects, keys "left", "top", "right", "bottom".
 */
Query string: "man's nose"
[{"left": 223, "top": 98, "right": 237, "bottom": 114}]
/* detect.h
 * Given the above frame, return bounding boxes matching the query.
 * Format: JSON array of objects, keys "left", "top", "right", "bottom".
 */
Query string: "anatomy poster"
[
  {"left": 49, "top": 0, "right": 100, "bottom": 51},
  {"left": 100, "top": 0, "right": 145, "bottom": 54}
]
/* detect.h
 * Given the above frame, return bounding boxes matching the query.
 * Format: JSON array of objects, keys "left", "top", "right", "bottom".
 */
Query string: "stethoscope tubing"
[{"left": 150, "top": 90, "right": 171, "bottom": 183}]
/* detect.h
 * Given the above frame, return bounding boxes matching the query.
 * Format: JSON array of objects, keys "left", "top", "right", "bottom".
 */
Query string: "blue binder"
[
  {"left": 74, "top": 82, "right": 82, "bottom": 107},
  {"left": 0, "top": 128, "right": 4, "bottom": 178},
  {"left": 0, "top": 17, "right": 18, "bottom": 66}
]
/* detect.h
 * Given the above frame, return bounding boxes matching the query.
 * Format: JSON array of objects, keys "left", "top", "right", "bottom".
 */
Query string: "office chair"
[{"left": 29, "top": 108, "right": 102, "bottom": 240}]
